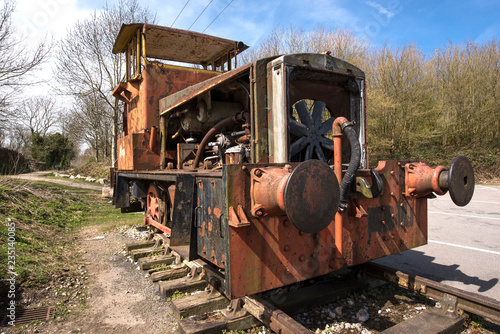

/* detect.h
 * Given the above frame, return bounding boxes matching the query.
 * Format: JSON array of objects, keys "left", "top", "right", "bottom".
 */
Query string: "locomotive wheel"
[
  {"left": 289, "top": 99, "right": 334, "bottom": 163},
  {"left": 146, "top": 183, "right": 165, "bottom": 231}
]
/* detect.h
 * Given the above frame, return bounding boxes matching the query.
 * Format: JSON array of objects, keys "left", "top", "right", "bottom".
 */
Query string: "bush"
[{"left": 31, "top": 132, "right": 75, "bottom": 169}]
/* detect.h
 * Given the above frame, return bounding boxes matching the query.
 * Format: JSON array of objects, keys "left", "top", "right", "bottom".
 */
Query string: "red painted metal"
[
  {"left": 146, "top": 183, "right": 171, "bottom": 234},
  {"left": 115, "top": 63, "right": 219, "bottom": 171},
  {"left": 250, "top": 166, "right": 290, "bottom": 217},
  {"left": 405, "top": 162, "right": 447, "bottom": 197},
  {"left": 332, "top": 117, "right": 348, "bottom": 266},
  {"left": 225, "top": 161, "right": 428, "bottom": 298},
  {"left": 110, "top": 24, "right": 474, "bottom": 301}
]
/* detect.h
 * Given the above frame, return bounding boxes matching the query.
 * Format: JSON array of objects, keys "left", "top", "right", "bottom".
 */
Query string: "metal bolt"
[
  {"left": 381, "top": 220, "right": 386, "bottom": 225},
  {"left": 391, "top": 213, "right": 395, "bottom": 218},
  {"left": 400, "top": 222, "right": 404, "bottom": 227},
  {"left": 400, "top": 203, "right": 404, "bottom": 207},
  {"left": 256, "top": 209, "right": 264, "bottom": 216},
  {"left": 314, "top": 234, "right": 320, "bottom": 240},
  {"left": 284, "top": 245, "right": 290, "bottom": 252},
  {"left": 299, "top": 255, "right": 305, "bottom": 262},
  {"left": 391, "top": 192, "right": 395, "bottom": 197},
  {"left": 242, "top": 166, "right": 247, "bottom": 170},
  {"left": 390, "top": 171, "right": 395, "bottom": 175},
  {"left": 254, "top": 169, "right": 263, "bottom": 177}
]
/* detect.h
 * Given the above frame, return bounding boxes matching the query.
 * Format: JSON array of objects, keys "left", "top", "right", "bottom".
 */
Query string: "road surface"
[{"left": 375, "top": 184, "right": 500, "bottom": 302}]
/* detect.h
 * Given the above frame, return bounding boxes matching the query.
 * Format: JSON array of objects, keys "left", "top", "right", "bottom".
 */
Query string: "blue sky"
[
  {"left": 13, "top": 0, "right": 499, "bottom": 56},
  {"left": 145, "top": 0, "right": 499, "bottom": 54},
  {"left": 15, "top": 0, "right": 500, "bottom": 53}
]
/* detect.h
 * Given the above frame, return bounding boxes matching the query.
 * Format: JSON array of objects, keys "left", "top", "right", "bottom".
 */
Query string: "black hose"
[{"left": 339, "top": 122, "right": 361, "bottom": 211}]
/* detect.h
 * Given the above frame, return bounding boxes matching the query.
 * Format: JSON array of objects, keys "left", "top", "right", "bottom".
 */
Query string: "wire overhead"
[
  {"left": 188, "top": 0, "right": 214, "bottom": 30},
  {"left": 202, "top": 0, "right": 234, "bottom": 33},
  {"left": 171, "top": 0, "right": 190, "bottom": 27}
]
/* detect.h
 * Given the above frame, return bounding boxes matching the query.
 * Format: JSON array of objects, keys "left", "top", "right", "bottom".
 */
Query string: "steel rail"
[{"left": 360, "top": 262, "right": 500, "bottom": 325}]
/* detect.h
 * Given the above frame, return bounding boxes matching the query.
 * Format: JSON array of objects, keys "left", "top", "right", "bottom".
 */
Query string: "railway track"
[{"left": 126, "top": 237, "right": 500, "bottom": 334}]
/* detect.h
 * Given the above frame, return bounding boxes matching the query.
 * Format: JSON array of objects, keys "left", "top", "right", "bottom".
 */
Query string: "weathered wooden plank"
[
  {"left": 151, "top": 266, "right": 189, "bottom": 282},
  {"left": 382, "top": 311, "right": 465, "bottom": 334},
  {"left": 125, "top": 240, "right": 155, "bottom": 252},
  {"left": 179, "top": 313, "right": 260, "bottom": 334},
  {"left": 137, "top": 254, "right": 175, "bottom": 270},
  {"left": 158, "top": 277, "right": 207, "bottom": 298},
  {"left": 172, "top": 292, "right": 229, "bottom": 318},
  {"left": 129, "top": 247, "right": 163, "bottom": 262},
  {"left": 244, "top": 295, "right": 313, "bottom": 334}
]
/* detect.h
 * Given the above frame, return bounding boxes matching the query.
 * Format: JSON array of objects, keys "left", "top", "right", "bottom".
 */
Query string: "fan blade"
[
  {"left": 320, "top": 137, "right": 333, "bottom": 149},
  {"left": 305, "top": 144, "right": 313, "bottom": 160},
  {"left": 289, "top": 137, "right": 308, "bottom": 158},
  {"left": 311, "top": 101, "right": 326, "bottom": 129},
  {"left": 295, "top": 100, "right": 313, "bottom": 128},
  {"left": 289, "top": 119, "right": 308, "bottom": 137},
  {"left": 314, "top": 144, "right": 327, "bottom": 162},
  {"left": 319, "top": 117, "right": 334, "bottom": 135}
]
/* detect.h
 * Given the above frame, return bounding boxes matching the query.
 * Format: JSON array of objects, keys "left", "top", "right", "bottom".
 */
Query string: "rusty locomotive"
[{"left": 111, "top": 23, "right": 475, "bottom": 299}]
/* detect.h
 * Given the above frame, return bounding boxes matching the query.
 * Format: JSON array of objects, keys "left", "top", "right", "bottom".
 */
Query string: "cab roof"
[{"left": 112, "top": 23, "right": 248, "bottom": 65}]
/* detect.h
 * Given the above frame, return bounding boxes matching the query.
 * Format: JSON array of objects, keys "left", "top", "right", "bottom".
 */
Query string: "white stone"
[{"left": 356, "top": 309, "right": 369, "bottom": 322}]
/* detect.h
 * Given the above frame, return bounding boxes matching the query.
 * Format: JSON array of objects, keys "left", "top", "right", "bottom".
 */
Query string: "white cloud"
[
  {"left": 475, "top": 22, "right": 500, "bottom": 43},
  {"left": 12, "top": 0, "right": 94, "bottom": 40},
  {"left": 303, "top": 0, "right": 361, "bottom": 27},
  {"left": 365, "top": 1, "right": 395, "bottom": 18}
]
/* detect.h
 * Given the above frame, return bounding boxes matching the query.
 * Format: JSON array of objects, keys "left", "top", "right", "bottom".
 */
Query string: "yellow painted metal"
[
  {"left": 125, "top": 48, "right": 130, "bottom": 80},
  {"left": 155, "top": 62, "right": 220, "bottom": 75},
  {"left": 141, "top": 30, "right": 148, "bottom": 66},
  {"left": 136, "top": 29, "right": 141, "bottom": 78}
]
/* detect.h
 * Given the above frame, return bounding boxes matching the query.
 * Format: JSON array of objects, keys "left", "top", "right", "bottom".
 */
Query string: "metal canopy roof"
[{"left": 112, "top": 23, "right": 248, "bottom": 65}]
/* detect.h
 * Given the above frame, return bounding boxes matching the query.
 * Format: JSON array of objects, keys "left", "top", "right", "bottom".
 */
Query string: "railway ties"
[{"left": 125, "top": 239, "right": 500, "bottom": 334}]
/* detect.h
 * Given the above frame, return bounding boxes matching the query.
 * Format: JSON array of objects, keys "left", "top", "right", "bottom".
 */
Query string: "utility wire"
[
  {"left": 188, "top": 0, "right": 214, "bottom": 30},
  {"left": 202, "top": 0, "right": 234, "bottom": 33},
  {"left": 171, "top": 0, "right": 190, "bottom": 27}
]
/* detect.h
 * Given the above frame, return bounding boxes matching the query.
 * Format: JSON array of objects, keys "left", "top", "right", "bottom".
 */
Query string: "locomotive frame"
[{"left": 112, "top": 23, "right": 475, "bottom": 299}]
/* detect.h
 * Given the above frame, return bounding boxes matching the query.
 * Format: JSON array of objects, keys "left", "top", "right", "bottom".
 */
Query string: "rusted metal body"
[{"left": 112, "top": 24, "right": 475, "bottom": 299}]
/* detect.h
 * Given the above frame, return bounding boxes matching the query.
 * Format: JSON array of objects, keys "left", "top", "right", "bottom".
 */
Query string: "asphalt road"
[{"left": 374, "top": 184, "right": 500, "bottom": 302}]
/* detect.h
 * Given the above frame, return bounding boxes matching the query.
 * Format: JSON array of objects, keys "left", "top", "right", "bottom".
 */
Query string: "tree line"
[
  {"left": 0, "top": 0, "right": 155, "bottom": 168},
  {"left": 0, "top": 3, "right": 498, "bottom": 178},
  {"left": 242, "top": 25, "right": 499, "bottom": 178}
]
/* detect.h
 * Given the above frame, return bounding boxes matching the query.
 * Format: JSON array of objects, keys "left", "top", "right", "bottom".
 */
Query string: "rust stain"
[
  {"left": 208, "top": 206, "right": 212, "bottom": 215},
  {"left": 211, "top": 249, "right": 217, "bottom": 265},
  {"left": 200, "top": 221, "right": 205, "bottom": 238},
  {"left": 208, "top": 221, "right": 213, "bottom": 232},
  {"left": 213, "top": 207, "right": 221, "bottom": 219}
]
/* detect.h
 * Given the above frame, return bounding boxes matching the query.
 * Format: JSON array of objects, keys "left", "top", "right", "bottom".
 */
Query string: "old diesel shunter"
[{"left": 112, "top": 24, "right": 475, "bottom": 299}]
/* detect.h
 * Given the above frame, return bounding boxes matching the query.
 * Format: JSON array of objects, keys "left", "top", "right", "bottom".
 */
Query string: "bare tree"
[
  {"left": 241, "top": 24, "right": 370, "bottom": 68},
  {"left": 64, "top": 94, "right": 112, "bottom": 161},
  {"left": 16, "top": 97, "right": 59, "bottom": 136},
  {"left": 0, "top": 0, "right": 50, "bottom": 143},
  {"left": 54, "top": 0, "right": 156, "bottom": 165}
]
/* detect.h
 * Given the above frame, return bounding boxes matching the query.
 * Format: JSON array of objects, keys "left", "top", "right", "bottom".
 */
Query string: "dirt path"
[
  {"left": 14, "top": 225, "right": 177, "bottom": 334},
  {"left": 2, "top": 173, "right": 177, "bottom": 333},
  {"left": 9, "top": 172, "right": 104, "bottom": 191}
]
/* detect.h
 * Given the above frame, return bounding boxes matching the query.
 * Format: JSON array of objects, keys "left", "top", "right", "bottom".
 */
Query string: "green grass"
[{"left": 0, "top": 177, "right": 143, "bottom": 287}]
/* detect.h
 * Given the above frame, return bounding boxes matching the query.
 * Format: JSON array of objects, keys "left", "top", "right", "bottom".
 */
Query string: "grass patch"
[{"left": 0, "top": 177, "right": 143, "bottom": 288}]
